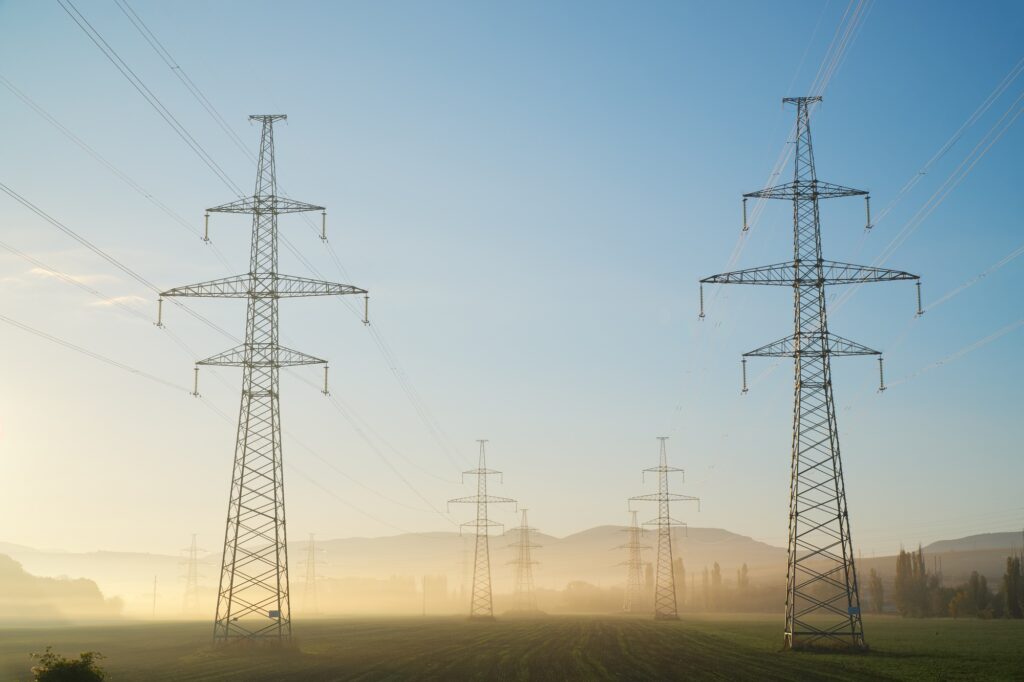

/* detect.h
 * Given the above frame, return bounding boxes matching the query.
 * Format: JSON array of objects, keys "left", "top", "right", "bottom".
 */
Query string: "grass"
[{"left": 1, "top": 614, "right": 1022, "bottom": 681}]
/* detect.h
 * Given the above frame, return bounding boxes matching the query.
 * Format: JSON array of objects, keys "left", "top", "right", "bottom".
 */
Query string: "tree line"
[{"left": 867, "top": 546, "right": 1023, "bottom": 619}]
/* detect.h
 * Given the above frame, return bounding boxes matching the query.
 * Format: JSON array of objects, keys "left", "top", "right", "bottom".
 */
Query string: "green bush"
[{"left": 30, "top": 647, "right": 105, "bottom": 681}]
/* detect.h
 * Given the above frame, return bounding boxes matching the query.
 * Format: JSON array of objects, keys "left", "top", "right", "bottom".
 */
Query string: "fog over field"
[{"left": 3, "top": 529, "right": 1020, "bottom": 622}]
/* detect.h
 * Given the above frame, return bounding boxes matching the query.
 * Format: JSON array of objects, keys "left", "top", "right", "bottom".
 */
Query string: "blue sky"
[{"left": 0, "top": 0, "right": 1021, "bottom": 557}]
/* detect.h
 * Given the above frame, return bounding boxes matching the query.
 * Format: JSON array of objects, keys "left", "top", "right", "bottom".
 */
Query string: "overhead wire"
[
  {"left": 713, "top": 43, "right": 1024, "bottom": 403},
  {"left": 868, "top": 56, "right": 1024, "bottom": 230},
  {"left": 95, "top": 0, "right": 472, "bottom": 470},
  {"left": 0, "top": 236, "right": 212, "bottom": 365},
  {"left": 57, "top": 0, "right": 245, "bottom": 198},
  {"left": 0, "top": 246, "right": 423, "bottom": 535},
  {"left": 112, "top": 0, "right": 255, "bottom": 163},
  {"left": 831, "top": 85, "right": 1024, "bottom": 314},
  {"left": 715, "top": 0, "right": 871, "bottom": 284},
  {"left": 60, "top": 0, "right": 333, "bottom": 287},
  {"left": 922, "top": 241, "right": 1024, "bottom": 312},
  {"left": 198, "top": 396, "right": 419, "bottom": 532},
  {"left": 666, "top": 2, "right": 873, "bottom": 450},
  {"left": 0, "top": 311, "right": 187, "bottom": 393},
  {"left": 0, "top": 181, "right": 238, "bottom": 342},
  {"left": 54, "top": 0, "right": 499, "bottom": 517},
  {"left": 55, "top": 2, "right": 464, "bottom": 521},
  {"left": 885, "top": 318, "right": 1024, "bottom": 388},
  {"left": 0, "top": 72, "right": 234, "bottom": 271}
]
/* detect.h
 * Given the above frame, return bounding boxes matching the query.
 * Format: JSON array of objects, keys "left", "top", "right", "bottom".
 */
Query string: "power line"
[
  {"left": 112, "top": 0, "right": 255, "bottom": 163},
  {"left": 921, "top": 242, "right": 1024, "bottom": 313},
  {"left": 198, "top": 395, "right": 417, "bottom": 534},
  {"left": 869, "top": 56, "right": 1024, "bottom": 230},
  {"left": 0, "top": 240, "right": 418, "bottom": 539},
  {"left": 833, "top": 87, "right": 1024, "bottom": 314},
  {"left": 59, "top": 1, "right": 349, "bottom": 295},
  {"left": 887, "top": 318, "right": 1024, "bottom": 388},
  {"left": 0, "top": 181, "right": 237, "bottom": 342},
  {"left": 718, "top": 0, "right": 872, "bottom": 279},
  {"left": 327, "top": 394, "right": 460, "bottom": 526},
  {"left": 46, "top": 0, "right": 464, "bottom": 524},
  {"left": 0, "top": 72, "right": 234, "bottom": 270},
  {"left": 57, "top": 0, "right": 244, "bottom": 197},
  {"left": 0, "top": 311, "right": 186, "bottom": 392},
  {"left": 59, "top": 0, "right": 472, "bottom": 493},
  {"left": 65, "top": 0, "right": 470, "bottom": 475}
]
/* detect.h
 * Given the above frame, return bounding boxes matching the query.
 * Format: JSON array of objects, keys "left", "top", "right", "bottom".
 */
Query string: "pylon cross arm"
[
  {"left": 641, "top": 516, "right": 689, "bottom": 527},
  {"left": 448, "top": 494, "right": 517, "bottom": 505},
  {"left": 701, "top": 260, "right": 917, "bottom": 286},
  {"left": 161, "top": 273, "right": 367, "bottom": 298},
  {"left": 743, "top": 332, "right": 880, "bottom": 358},
  {"left": 629, "top": 493, "right": 697, "bottom": 503},
  {"left": 743, "top": 180, "right": 866, "bottom": 200},
  {"left": 462, "top": 467, "right": 503, "bottom": 476},
  {"left": 197, "top": 343, "right": 326, "bottom": 367},
  {"left": 643, "top": 465, "right": 684, "bottom": 474},
  {"left": 208, "top": 196, "right": 325, "bottom": 215}
]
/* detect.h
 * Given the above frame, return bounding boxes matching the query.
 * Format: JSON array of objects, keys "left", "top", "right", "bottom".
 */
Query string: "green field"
[{"left": 2, "top": 615, "right": 1022, "bottom": 681}]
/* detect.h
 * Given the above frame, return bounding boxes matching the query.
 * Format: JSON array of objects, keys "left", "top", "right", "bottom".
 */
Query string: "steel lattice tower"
[
  {"left": 448, "top": 440, "right": 516, "bottom": 620},
  {"left": 629, "top": 437, "right": 699, "bottom": 620},
  {"left": 617, "top": 510, "right": 650, "bottom": 613},
  {"left": 181, "top": 534, "right": 202, "bottom": 615},
  {"left": 701, "top": 97, "right": 921, "bottom": 649},
  {"left": 301, "top": 533, "right": 325, "bottom": 615},
  {"left": 507, "top": 508, "right": 541, "bottom": 613},
  {"left": 161, "top": 115, "right": 367, "bottom": 643}
]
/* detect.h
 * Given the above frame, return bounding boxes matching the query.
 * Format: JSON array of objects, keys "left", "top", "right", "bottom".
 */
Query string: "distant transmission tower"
[
  {"left": 300, "top": 534, "right": 326, "bottom": 615},
  {"left": 181, "top": 534, "right": 203, "bottom": 615},
  {"left": 161, "top": 115, "right": 367, "bottom": 644},
  {"left": 507, "top": 508, "right": 540, "bottom": 613},
  {"left": 448, "top": 440, "right": 516, "bottom": 620},
  {"left": 700, "top": 97, "right": 921, "bottom": 649},
  {"left": 617, "top": 510, "right": 649, "bottom": 613},
  {"left": 629, "top": 437, "right": 699, "bottom": 621}
]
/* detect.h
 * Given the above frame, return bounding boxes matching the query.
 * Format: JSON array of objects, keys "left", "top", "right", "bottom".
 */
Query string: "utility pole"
[
  {"left": 160, "top": 115, "right": 367, "bottom": 644},
  {"left": 448, "top": 440, "right": 516, "bottom": 620},
  {"left": 700, "top": 97, "right": 921, "bottom": 650},
  {"left": 629, "top": 437, "right": 699, "bottom": 621},
  {"left": 181, "top": 534, "right": 203, "bottom": 615},
  {"left": 618, "top": 510, "right": 650, "bottom": 613},
  {"left": 507, "top": 508, "right": 541, "bottom": 613},
  {"left": 151, "top": 575, "right": 158, "bottom": 619}
]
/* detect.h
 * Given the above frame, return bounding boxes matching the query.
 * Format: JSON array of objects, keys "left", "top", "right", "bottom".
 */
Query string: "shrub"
[{"left": 30, "top": 647, "right": 105, "bottom": 681}]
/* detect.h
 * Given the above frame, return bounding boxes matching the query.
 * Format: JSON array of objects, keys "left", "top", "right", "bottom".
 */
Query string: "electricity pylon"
[
  {"left": 448, "top": 440, "right": 516, "bottom": 620},
  {"left": 300, "top": 533, "right": 326, "bottom": 615},
  {"left": 507, "top": 508, "right": 541, "bottom": 613},
  {"left": 617, "top": 510, "right": 650, "bottom": 613},
  {"left": 700, "top": 97, "right": 921, "bottom": 650},
  {"left": 629, "top": 437, "right": 699, "bottom": 621},
  {"left": 160, "top": 115, "right": 367, "bottom": 644},
  {"left": 181, "top": 534, "right": 203, "bottom": 615}
]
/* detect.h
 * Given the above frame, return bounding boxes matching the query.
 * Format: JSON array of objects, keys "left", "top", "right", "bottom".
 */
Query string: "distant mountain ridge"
[
  {"left": 923, "top": 532, "right": 1024, "bottom": 554},
  {"left": 2, "top": 528, "right": 1019, "bottom": 615}
]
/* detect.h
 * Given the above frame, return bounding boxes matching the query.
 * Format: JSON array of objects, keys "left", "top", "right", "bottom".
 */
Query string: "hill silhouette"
[{"left": 0, "top": 554, "right": 122, "bottom": 623}]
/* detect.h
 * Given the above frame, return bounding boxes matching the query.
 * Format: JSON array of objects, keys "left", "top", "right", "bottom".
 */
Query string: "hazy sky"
[{"left": 0, "top": 0, "right": 1021, "bottom": 558}]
